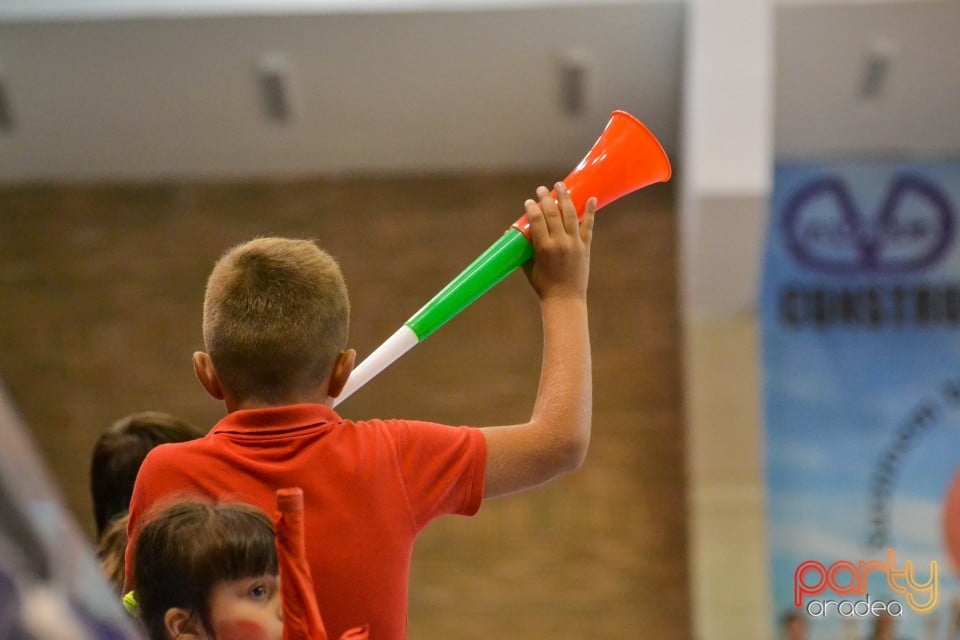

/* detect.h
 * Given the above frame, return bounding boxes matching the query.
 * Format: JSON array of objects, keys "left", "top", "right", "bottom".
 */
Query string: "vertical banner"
[{"left": 762, "top": 160, "right": 960, "bottom": 640}]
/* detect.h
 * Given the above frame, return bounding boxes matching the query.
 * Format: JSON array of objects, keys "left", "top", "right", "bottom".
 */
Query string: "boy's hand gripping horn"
[{"left": 333, "top": 110, "right": 672, "bottom": 407}]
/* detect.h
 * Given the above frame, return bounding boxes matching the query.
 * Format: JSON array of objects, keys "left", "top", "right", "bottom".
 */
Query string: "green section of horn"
[{"left": 405, "top": 228, "right": 533, "bottom": 341}]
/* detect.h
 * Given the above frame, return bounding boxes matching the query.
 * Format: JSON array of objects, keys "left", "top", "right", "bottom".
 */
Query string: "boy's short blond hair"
[{"left": 202, "top": 237, "right": 350, "bottom": 404}]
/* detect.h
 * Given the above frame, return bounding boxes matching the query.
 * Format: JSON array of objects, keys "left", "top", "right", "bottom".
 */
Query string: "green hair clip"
[{"left": 122, "top": 591, "right": 138, "bottom": 617}]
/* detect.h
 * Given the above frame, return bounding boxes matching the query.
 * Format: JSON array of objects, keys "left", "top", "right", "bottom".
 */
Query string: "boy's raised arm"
[{"left": 481, "top": 182, "right": 595, "bottom": 499}]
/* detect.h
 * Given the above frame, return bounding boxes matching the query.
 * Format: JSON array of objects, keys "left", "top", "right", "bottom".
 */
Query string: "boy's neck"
[{"left": 225, "top": 392, "right": 332, "bottom": 414}]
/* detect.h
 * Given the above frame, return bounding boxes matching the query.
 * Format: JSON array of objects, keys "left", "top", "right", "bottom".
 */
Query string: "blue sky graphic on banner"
[{"left": 762, "top": 159, "right": 960, "bottom": 640}]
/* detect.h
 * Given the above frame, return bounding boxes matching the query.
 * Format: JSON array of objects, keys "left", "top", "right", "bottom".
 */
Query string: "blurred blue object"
[{"left": 0, "top": 381, "right": 142, "bottom": 639}]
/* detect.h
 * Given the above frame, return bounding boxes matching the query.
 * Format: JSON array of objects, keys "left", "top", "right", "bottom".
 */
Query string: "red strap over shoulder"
[
  {"left": 276, "top": 487, "right": 328, "bottom": 640},
  {"left": 276, "top": 487, "right": 371, "bottom": 640}
]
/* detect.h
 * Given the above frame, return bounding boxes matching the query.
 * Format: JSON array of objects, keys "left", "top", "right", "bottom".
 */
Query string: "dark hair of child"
[
  {"left": 133, "top": 501, "right": 277, "bottom": 640},
  {"left": 90, "top": 411, "right": 204, "bottom": 539}
]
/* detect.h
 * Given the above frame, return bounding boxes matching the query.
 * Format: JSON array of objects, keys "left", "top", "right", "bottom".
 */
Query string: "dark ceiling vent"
[
  {"left": 557, "top": 48, "right": 592, "bottom": 117},
  {"left": 0, "top": 73, "right": 14, "bottom": 132},
  {"left": 860, "top": 40, "right": 897, "bottom": 101},
  {"left": 256, "top": 54, "right": 296, "bottom": 124}
]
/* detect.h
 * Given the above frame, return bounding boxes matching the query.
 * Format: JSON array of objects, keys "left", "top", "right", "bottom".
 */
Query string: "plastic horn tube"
[
  {"left": 331, "top": 110, "right": 671, "bottom": 407},
  {"left": 332, "top": 228, "right": 532, "bottom": 406}
]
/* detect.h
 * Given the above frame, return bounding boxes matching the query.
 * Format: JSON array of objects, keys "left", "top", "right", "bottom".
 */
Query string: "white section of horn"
[{"left": 331, "top": 325, "right": 419, "bottom": 407}]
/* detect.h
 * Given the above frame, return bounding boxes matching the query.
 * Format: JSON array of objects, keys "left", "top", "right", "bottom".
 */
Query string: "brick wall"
[{"left": 0, "top": 175, "right": 687, "bottom": 639}]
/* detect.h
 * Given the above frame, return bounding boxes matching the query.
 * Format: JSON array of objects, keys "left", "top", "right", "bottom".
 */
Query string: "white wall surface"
[
  {"left": 681, "top": 2, "right": 772, "bottom": 638},
  {"left": 0, "top": 2, "right": 683, "bottom": 182},
  {"left": 776, "top": 0, "right": 960, "bottom": 161},
  {"left": 2, "top": 0, "right": 660, "bottom": 20}
]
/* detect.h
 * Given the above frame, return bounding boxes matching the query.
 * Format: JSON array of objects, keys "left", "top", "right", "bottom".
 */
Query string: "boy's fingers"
[
  {"left": 555, "top": 182, "right": 579, "bottom": 236},
  {"left": 536, "top": 185, "right": 562, "bottom": 237},
  {"left": 525, "top": 198, "right": 548, "bottom": 242},
  {"left": 579, "top": 197, "right": 597, "bottom": 245}
]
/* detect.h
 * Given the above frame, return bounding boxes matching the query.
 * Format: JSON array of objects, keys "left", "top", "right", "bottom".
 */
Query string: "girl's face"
[{"left": 206, "top": 574, "right": 283, "bottom": 640}]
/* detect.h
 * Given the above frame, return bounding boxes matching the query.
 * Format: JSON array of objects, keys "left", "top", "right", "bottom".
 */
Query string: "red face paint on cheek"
[{"left": 214, "top": 619, "right": 269, "bottom": 640}]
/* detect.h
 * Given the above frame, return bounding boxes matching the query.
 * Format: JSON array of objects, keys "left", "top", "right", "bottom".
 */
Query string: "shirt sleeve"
[{"left": 387, "top": 420, "right": 486, "bottom": 530}]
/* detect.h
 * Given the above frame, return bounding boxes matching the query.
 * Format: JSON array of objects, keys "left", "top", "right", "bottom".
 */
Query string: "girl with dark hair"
[
  {"left": 130, "top": 497, "right": 369, "bottom": 640},
  {"left": 132, "top": 500, "right": 282, "bottom": 640}
]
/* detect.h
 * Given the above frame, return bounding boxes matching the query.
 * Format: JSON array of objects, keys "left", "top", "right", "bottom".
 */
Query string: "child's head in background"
[
  {"left": 90, "top": 411, "right": 203, "bottom": 539},
  {"left": 133, "top": 500, "right": 282, "bottom": 640}
]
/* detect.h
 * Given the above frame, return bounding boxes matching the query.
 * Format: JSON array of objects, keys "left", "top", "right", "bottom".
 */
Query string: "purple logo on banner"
[{"left": 782, "top": 174, "right": 954, "bottom": 274}]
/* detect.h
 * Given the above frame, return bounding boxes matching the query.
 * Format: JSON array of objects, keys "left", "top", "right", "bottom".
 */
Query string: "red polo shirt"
[{"left": 125, "top": 404, "right": 486, "bottom": 640}]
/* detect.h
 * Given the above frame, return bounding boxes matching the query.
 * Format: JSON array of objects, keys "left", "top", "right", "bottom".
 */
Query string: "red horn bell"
[{"left": 512, "top": 109, "right": 672, "bottom": 235}]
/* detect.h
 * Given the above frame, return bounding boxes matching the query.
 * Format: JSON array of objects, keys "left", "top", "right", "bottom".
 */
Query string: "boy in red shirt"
[{"left": 125, "top": 182, "right": 597, "bottom": 640}]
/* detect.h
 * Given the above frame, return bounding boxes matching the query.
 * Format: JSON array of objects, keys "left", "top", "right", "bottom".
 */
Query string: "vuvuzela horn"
[{"left": 333, "top": 110, "right": 671, "bottom": 407}]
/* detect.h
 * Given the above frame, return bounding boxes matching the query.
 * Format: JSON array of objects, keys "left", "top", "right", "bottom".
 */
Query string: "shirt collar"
[{"left": 210, "top": 403, "right": 342, "bottom": 436}]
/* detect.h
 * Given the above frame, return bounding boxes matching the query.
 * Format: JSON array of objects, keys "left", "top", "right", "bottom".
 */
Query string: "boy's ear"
[
  {"left": 193, "top": 351, "right": 224, "bottom": 401},
  {"left": 164, "top": 608, "right": 207, "bottom": 640},
  {"left": 326, "top": 348, "right": 356, "bottom": 399}
]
